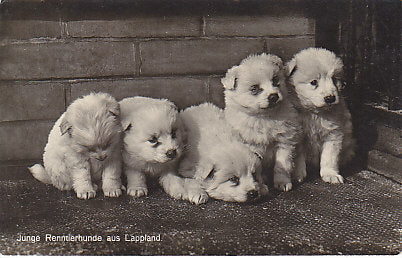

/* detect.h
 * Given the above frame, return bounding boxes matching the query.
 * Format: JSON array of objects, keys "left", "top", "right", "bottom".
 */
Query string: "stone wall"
[{"left": 0, "top": 2, "right": 315, "bottom": 161}]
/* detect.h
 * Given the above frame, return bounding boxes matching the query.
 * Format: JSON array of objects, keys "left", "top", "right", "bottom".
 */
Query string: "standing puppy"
[
  {"left": 222, "top": 54, "right": 302, "bottom": 191},
  {"left": 29, "top": 93, "right": 123, "bottom": 199},
  {"left": 286, "top": 48, "right": 355, "bottom": 183},
  {"left": 120, "top": 97, "right": 208, "bottom": 204}
]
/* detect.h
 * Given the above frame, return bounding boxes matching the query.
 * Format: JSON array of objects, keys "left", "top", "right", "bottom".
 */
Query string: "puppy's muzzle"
[
  {"left": 324, "top": 95, "right": 336, "bottom": 105},
  {"left": 166, "top": 149, "right": 177, "bottom": 160},
  {"left": 246, "top": 190, "right": 259, "bottom": 201}
]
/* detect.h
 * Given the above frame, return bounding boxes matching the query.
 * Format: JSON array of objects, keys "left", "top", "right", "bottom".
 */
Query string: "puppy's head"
[
  {"left": 199, "top": 149, "right": 265, "bottom": 203},
  {"left": 121, "top": 97, "right": 185, "bottom": 164},
  {"left": 222, "top": 53, "right": 285, "bottom": 113},
  {"left": 286, "top": 47, "right": 344, "bottom": 110},
  {"left": 61, "top": 92, "right": 121, "bottom": 161}
]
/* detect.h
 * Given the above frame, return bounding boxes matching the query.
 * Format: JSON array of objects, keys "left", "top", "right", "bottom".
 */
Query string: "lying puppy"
[
  {"left": 179, "top": 103, "right": 268, "bottom": 203},
  {"left": 286, "top": 47, "right": 355, "bottom": 183},
  {"left": 29, "top": 92, "right": 123, "bottom": 199},
  {"left": 120, "top": 96, "right": 208, "bottom": 204},
  {"left": 222, "top": 54, "right": 302, "bottom": 191}
]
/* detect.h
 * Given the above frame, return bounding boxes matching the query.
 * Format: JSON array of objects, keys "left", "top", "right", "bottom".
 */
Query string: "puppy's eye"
[
  {"left": 229, "top": 176, "right": 240, "bottom": 186},
  {"left": 148, "top": 136, "right": 158, "bottom": 144},
  {"left": 272, "top": 76, "right": 280, "bottom": 87},
  {"left": 250, "top": 85, "right": 262, "bottom": 95},
  {"left": 171, "top": 128, "right": 177, "bottom": 139},
  {"left": 310, "top": 80, "right": 318, "bottom": 87}
]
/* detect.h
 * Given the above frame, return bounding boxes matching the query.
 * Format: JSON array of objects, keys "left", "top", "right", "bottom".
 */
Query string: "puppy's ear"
[
  {"left": 286, "top": 58, "right": 297, "bottom": 78},
  {"left": 269, "top": 55, "right": 283, "bottom": 69},
  {"left": 196, "top": 163, "right": 216, "bottom": 180},
  {"left": 121, "top": 119, "right": 132, "bottom": 132},
  {"left": 60, "top": 116, "right": 72, "bottom": 136},
  {"left": 221, "top": 66, "right": 239, "bottom": 90}
]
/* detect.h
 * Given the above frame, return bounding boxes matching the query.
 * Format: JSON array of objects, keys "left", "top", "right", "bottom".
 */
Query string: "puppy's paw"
[
  {"left": 274, "top": 182, "right": 293, "bottom": 192},
  {"left": 54, "top": 181, "right": 72, "bottom": 191},
  {"left": 127, "top": 187, "right": 148, "bottom": 198},
  {"left": 188, "top": 189, "right": 209, "bottom": 205},
  {"left": 92, "top": 183, "right": 99, "bottom": 191},
  {"left": 322, "top": 174, "right": 344, "bottom": 184},
  {"left": 167, "top": 190, "right": 186, "bottom": 200},
  {"left": 259, "top": 184, "right": 269, "bottom": 196},
  {"left": 76, "top": 189, "right": 96, "bottom": 199},
  {"left": 294, "top": 169, "right": 307, "bottom": 183},
  {"left": 274, "top": 173, "right": 292, "bottom": 192},
  {"left": 104, "top": 188, "right": 122, "bottom": 198}
]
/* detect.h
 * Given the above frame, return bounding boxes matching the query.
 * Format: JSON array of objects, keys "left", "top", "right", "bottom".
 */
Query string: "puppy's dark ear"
[
  {"left": 109, "top": 106, "right": 120, "bottom": 117},
  {"left": 221, "top": 66, "right": 239, "bottom": 90},
  {"left": 333, "top": 70, "right": 345, "bottom": 91},
  {"left": 60, "top": 116, "right": 72, "bottom": 136},
  {"left": 286, "top": 58, "right": 297, "bottom": 78}
]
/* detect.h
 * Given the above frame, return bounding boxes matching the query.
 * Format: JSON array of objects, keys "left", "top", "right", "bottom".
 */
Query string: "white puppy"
[
  {"left": 286, "top": 47, "right": 355, "bottom": 183},
  {"left": 119, "top": 96, "right": 208, "bottom": 204},
  {"left": 179, "top": 103, "right": 269, "bottom": 203},
  {"left": 29, "top": 92, "right": 123, "bottom": 199},
  {"left": 222, "top": 54, "right": 302, "bottom": 191}
]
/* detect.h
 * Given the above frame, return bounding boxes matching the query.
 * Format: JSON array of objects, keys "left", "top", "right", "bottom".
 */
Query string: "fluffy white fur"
[
  {"left": 179, "top": 103, "right": 269, "bottom": 203},
  {"left": 29, "top": 92, "right": 123, "bottom": 199},
  {"left": 222, "top": 53, "right": 302, "bottom": 191},
  {"left": 286, "top": 47, "right": 355, "bottom": 183},
  {"left": 120, "top": 96, "right": 208, "bottom": 204}
]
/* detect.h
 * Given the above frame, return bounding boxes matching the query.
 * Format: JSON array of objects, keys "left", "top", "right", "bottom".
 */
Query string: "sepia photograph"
[{"left": 0, "top": 0, "right": 400, "bottom": 255}]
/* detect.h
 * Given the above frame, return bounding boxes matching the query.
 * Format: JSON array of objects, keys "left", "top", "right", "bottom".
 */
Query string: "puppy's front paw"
[
  {"left": 275, "top": 182, "right": 293, "bottom": 192},
  {"left": 104, "top": 188, "right": 122, "bottom": 198},
  {"left": 274, "top": 174, "right": 292, "bottom": 192},
  {"left": 259, "top": 184, "right": 269, "bottom": 196},
  {"left": 322, "top": 174, "right": 344, "bottom": 184},
  {"left": 188, "top": 189, "right": 209, "bottom": 205},
  {"left": 76, "top": 189, "right": 96, "bottom": 199},
  {"left": 294, "top": 169, "right": 307, "bottom": 183},
  {"left": 54, "top": 181, "right": 72, "bottom": 191},
  {"left": 127, "top": 187, "right": 148, "bottom": 198}
]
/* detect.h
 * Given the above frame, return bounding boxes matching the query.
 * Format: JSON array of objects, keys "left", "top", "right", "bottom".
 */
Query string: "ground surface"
[{"left": 0, "top": 164, "right": 400, "bottom": 255}]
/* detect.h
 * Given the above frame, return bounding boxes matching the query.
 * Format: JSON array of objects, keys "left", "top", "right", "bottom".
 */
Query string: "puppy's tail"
[{"left": 28, "top": 164, "right": 52, "bottom": 184}]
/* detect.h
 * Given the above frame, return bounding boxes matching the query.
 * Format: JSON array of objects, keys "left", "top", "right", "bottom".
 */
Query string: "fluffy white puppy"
[
  {"left": 286, "top": 47, "right": 355, "bottom": 183},
  {"left": 29, "top": 92, "right": 123, "bottom": 199},
  {"left": 120, "top": 96, "right": 208, "bottom": 204},
  {"left": 179, "top": 103, "right": 269, "bottom": 203},
  {"left": 222, "top": 54, "right": 302, "bottom": 191}
]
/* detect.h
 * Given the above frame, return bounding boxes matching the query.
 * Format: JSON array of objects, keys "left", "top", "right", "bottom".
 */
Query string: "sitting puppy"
[
  {"left": 179, "top": 103, "right": 269, "bottom": 203},
  {"left": 286, "top": 47, "right": 355, "bottom": 184},
  {"left": 222, "top": 53, "right": 302, "bottom": 191},
  {"left": 29, "top": 92, "right": 123, "bottom": 199},
  {"left": 120, "top": 96, "right": 208, "bottom": 204}
]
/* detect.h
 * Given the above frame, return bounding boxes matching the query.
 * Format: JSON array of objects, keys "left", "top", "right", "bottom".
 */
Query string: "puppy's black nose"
[
  {"left": 247, "top": 190, "right": 259, "bottom": 201},
  {"left": 166, "top": 149, "right": 177, "bottom": 159},
  {"left": 268, "top": 93, "right": 279, "bottom": 104},
  {"left": 324, "top": 95, "right": 336, "bottom": 104}
]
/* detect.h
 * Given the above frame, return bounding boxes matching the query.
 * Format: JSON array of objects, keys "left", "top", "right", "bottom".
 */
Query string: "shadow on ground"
[{"left": 0, "top": 165, "right": 400, "bottom": 255}]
